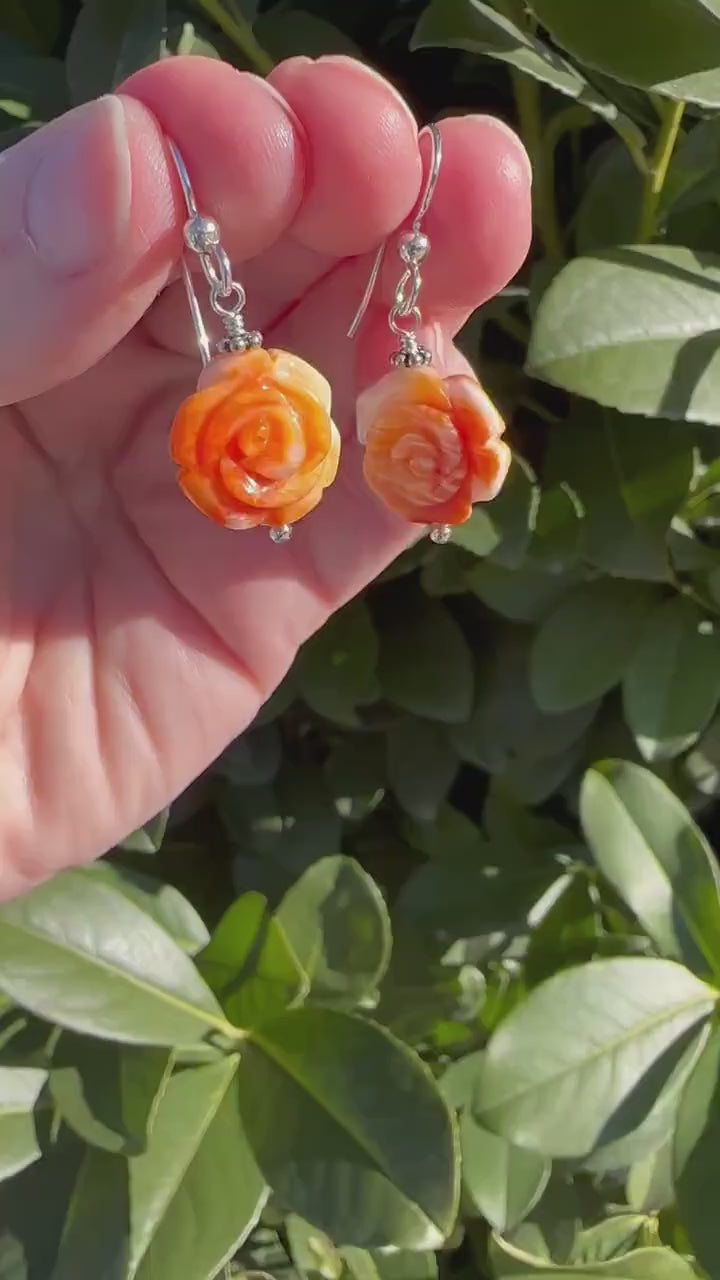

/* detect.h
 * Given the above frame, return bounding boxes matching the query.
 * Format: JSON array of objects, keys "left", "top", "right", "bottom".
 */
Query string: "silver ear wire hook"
[
  {"left": 347, "top": 121, "right": 442, "bottom": 365},
  {"left": 167, "top": 139, "right": 263, "bottom": 367}
]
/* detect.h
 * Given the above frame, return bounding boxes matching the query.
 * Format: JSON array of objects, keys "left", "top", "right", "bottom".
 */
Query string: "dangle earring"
[
  {"left": 348, "top": 124, "right": 510, "bottom": 544},
  {"left": 166, "top": 141, "right": 340, "bottom": 543}
]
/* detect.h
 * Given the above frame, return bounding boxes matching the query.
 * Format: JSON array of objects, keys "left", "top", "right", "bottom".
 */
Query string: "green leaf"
[
  {"left": 525, "top": 874, "right": 603, "bottom": 985},
  {"left": 379, "top": 598, "right": 474, "bottom": 723},
  {"left": 572, "top": 1217, "right": 649, "bottom": 1265},
  {"left": 66, "top": 0, "right": 167, "bottom": 103},
  {"left": 197, "top": 891, "right": 306, "bottom": 1028},
  {"left": 0, "top": 0, "right": 60, "bottom": 53},
  {"left": 276, "top": 857, "right": 391, "bottom": 1004},
  {"left": 622, "top": 597, "right": 720, "bottom": 760},
  {"left": 49, "top": 1036, "right": 171, "bottom": 1155},
  {"left": 286, "top": 1214, "right": 343, "bottom": 1280},
  {"left": 117, "top": 807, "right": 169, "bottom": 855},
  {"left": 531, "top": 0, "right": 720, "bottom": 105},
  {"left": 461, "top": 1114, "right": 550, "bottom": 1232},
  {"left": 475, "top": 957, "right": 716, "bottom": 1157},
  {"left": 490, "top": 1235, "right": 698, "bottom": 1278},
  {"left": 486, "top": 456, "right": 541, "bottom": 570},
  {"left": 0, "top": 1068, "right": 45, "bottom": 1182},
  {"left": 215, "top": 724, "right": 281, "bottom": 787},
  {"left": 412, "top": 0, "right": 618, "bottom": 120},
  {"left": 452, "top": 506, "right": 500, "bottom": 557},
  {"left": 254, "top": 9, "right": 361, "bottom": 59},
  {"left": 531, "top": 580, "right": 658, "bottom": 712},
  {"left": 0, "top": 869, "right": 230, "bottom": 1046},
  {"left": 387, "top": 718, "right": 459, "bottom": 822},
  {"left": 0, "top": 38, "right": 66, "bottom": 122},
  {"left": 627, "top": 1140, "right": 674, "bottom": 1212},
  {"left": 674, "top": 1022, "right": 720, "bottom": 1275},
  {"left": 581, "top": 760, "right": 720, "bottom": 977},
  {"left": 527, "top": 247, "right": 720, "bottom": 424},
  {"left": 545, "top": 408, "right": 693, "bottom": 581},
  {"left": 296, "top": 600, "right": 379, "bottom": 727},
  {"left": 397, "top": 845, "right": 558, "bottom": 945},
  {"left": 342, "top": 1247, "right": 438, "bottom": 1280},
  {"left": 83, "top": 864, "right": 210, "bottom": 955},
  {"left": 467, "top": 563, "right": 577, "bottom": 624},
  {"left": 451, "top": 629, "right": 597, "bottom": 775},
  {"left": 53, "top": 1056, "right": 268, "bottom": 1280},
  {"left": 237, "top": 1008, "right": 459, "bottom": 1248},
  {"left": 576, "top": 143, "right": 642, "bottom": 255}
]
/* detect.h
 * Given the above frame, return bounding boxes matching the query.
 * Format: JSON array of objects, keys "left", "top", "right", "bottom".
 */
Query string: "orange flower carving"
[
  {"left": 170, "top": 348, "right": 340, "bottom": 530},
  {"left": 357, "top": 368, "right": 511, "bottom": 526}
]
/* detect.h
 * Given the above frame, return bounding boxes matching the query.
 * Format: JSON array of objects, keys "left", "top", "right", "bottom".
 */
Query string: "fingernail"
[
  {"left": 317, "top": 55, "right": 418, "bottom": 135},
  {"left": 25, "top": 96, "right": 131, "bottom": 275}
]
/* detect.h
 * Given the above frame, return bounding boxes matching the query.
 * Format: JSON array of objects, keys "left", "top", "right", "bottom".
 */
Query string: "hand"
[{"left": 0, "top": 55, "right": 531, "bottom": 898}]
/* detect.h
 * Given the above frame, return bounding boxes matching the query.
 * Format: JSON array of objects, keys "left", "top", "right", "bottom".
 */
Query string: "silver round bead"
[
  {"left": 184, "top": 215, "right": 221, "bottom": 253},
  {"left": 270, "top": 524, "right": 292, "bottom": 545},
  {"left": 429, "top": 523, "right": 452, "bottom": 545},
  {"left": 247, "top": 330, "right": 264, "bottom": 348},
  {"left": 398, "top": 230, "right": 430, "bottom": 265}
]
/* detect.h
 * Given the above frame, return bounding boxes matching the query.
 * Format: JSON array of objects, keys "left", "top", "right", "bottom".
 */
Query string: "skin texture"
[{"left": 0, "top": 54, "right": 531, "bottom": 900}]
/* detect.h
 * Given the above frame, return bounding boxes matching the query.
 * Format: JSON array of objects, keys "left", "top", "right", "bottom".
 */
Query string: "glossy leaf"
[
  {"left": 581, "top": 760, "right": 720, "bottom": 976},
  {"left": 528, "top": 247, "right": 720, "bottom": 424},
  {"left": 476, "top": 958, "right": 716, "bottom": 1157},
  {"left": 490, "top": 1234, "right": 698, "bottom": 1277},
  {"left": 237, "top": 1008, "right": 459, "bottom": 1247},
  {"left": 544, "top": 408, "right": 693, "bottom": 581},
  {"left": 379, "top": 598, "right": 474, "bottom": 723},
  {"left": 622, "top": 597, "right": 720, "bottom": 760},
  {"left": 82, "top": 864, "right": 210, "bottom": 955},
  {"left": 531, "top": 0, "right": 720, "bottom": 104},
  {"left": 461, "top": 1114, "right": 550, "bottom": 1232},
  {"left": 276, "top": 856, "right": 391, "bottom": 1003},
  {"left": 531, "top": 581, "right": 658, "bottom": 712},
  {"left": 0, "top": 870, "right": 228, "bottom": 1045},
  {"left": 0, "top": 1067, "right": 45, "bottom": 1182},
  {"left": 49, "top": 1035, "right": 171, "bottom": 1155},
  {"left": 413, "top": 0, "right": 618, "bottom": 117},
  {"left": 296, "top": 599, "right": 379, "bottom": 727},
  {"left": 66, "top": 0, "right": 167, "bottom": 103},
  {"left": 53, "top": 1057, "right": 267, "bottom": 1280},
  {"left": 674, "top": 1022, "right": 720, "bottom": 1275},
  {"left": 387, "top": 718, "right": 459, "bottom": 822},
  {"left": 198, "top": 891, "right": 306, "bottom": 1028}
]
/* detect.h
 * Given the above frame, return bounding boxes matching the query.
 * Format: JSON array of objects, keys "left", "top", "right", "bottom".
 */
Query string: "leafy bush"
[{"left": 3, "top": 0, "right": 720, "bottom": 1277}]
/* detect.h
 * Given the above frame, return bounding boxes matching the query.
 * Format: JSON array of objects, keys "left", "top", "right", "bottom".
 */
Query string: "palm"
[{"left": 0, "top": 55, "right": 530, "bottom": 896}]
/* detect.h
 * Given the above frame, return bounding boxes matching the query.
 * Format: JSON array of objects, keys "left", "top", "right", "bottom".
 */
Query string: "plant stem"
[
  {"left": 194, "top": 0, "right": 273, "bottom": 74},
  {"left": 636, "top": 97, "right": 685, "bottom": 242},
  {"left": 511, "top": 69, "right": 565, "bottom": 265}
]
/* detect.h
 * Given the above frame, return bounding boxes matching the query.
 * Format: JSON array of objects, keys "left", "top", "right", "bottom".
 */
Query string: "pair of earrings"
[{"left": 168, "top": 126, "right": 511, "bottom": 546}]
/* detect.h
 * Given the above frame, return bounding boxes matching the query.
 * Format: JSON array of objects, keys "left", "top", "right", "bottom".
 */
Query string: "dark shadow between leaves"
[{"left": 657, "top": 330, "right": 720, "bottom": 421}]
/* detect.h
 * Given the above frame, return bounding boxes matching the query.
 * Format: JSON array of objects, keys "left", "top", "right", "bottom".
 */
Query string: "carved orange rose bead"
[
  {"left": 170, "top": 348, "right": 340, "bottom": 530},
  {"left": 357, "top": 367, "right": 511, "bottom": 526}
]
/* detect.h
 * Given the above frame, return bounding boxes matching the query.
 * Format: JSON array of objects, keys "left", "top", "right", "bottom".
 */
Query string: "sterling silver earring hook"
[
  {"left": 347, "top": 121, "right": 442, "bottom": 370},
  {"left": 167, "top": 139, "right": 263, "bottom": 367}
]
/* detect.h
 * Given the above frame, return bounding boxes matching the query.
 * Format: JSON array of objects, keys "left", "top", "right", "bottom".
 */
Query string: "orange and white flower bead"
[
  {"left": 356, "top": 366, "right": 511, "bottom": 541},
  {"left": 170, "top": 348, "right": 340, "bottom": 541}
]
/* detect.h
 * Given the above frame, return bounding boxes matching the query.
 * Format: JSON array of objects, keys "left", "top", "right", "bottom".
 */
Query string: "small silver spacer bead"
[
  {"left": 216, "top": 327, "right": 264, "bottom": 355},
  {"left": 390, "top": 343, "right": 433, "bottom": 369},
  {"left": 429, "top": 523, "right": 452, "bottom": 545},
  {"left": 398, "top": 229, "right": 430, "bottom": 265},
  {"left": 270, "top": 524, "right": 292, "bottom": 544},
  {"left": 184, "top": 214, "right": 221, "bottom": 253}
]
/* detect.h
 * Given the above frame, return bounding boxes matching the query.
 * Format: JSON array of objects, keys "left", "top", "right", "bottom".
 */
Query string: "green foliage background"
[{"left": 4, "top": 0, "right": 720, "bottom": 1277}]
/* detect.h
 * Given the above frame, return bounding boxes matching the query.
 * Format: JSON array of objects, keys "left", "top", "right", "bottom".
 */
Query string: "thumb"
[{"left": 0, "top": 94, "right": 178, "bottom": 406}]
